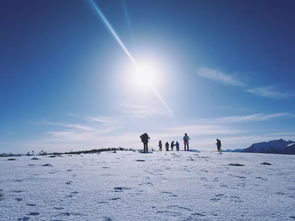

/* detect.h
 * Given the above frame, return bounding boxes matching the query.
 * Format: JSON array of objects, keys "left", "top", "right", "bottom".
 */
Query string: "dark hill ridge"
[{"left": 232, "top": 139, "right": 295, "bottom": 155}]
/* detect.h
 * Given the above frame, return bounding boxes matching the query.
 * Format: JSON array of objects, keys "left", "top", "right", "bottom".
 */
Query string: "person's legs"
[
  {"left": 145, "top": 143, "right": 149, "bottom": 152},
  {"left": 184, "top": 142, "right": 186, "bottom": 151},
  {"left": 187, "top": 142, "right": 189, "bottom": 151}
]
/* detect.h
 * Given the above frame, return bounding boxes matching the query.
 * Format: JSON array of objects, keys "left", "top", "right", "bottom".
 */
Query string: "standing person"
[
  {"left": 171, "top": 141, "right": 175, "bottom": 151},
  {"left": 140, "top": 133, "right": 150, "bottom": 153},
  {"left": 176, "top": 141, "right": 180, "bottom": 151},
  {"left": 216, "top": 139, "right": 222, "bottom": 153},
  {"left": 165, "top": 142, "right": 169, "bottom": 151},
  {"left": 183, "top": 133, "right": 190, "bottom": 151},
  {"left": 159, "top": 140, "right": 163, "bottom": 151}
]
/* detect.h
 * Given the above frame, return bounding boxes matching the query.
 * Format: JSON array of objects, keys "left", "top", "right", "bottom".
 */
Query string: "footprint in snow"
[
  {"left": 26, "top": 212, "right": 40, "bottom": 216},
  {"left": 11, "top": 190, "right": 23, "bottom": 193},
  {"left": 54, "top": 207, "right": 64, "bottom": 210},
  {"left": 31, "top": 157, "right": 40, "bottom": 160},
  {"left": 26, "top": 203, "right": 36, "bottom": 207},
  {"left": 191, "top": 212, "right": 206, "bottom": 216},
  {"left": 167, "top": 205, "right": 192, "bottom": 211},
  {"left": 156, "top": 210, "right": 182, "bottom": 217},
  {"left": 99, "top": 216, "right": 113, "bottom": 221},
  {"left": 109, "top": 197, "right": 121, "bottom": 201},
  {"left": 66, "top": 181, "right": 72, "bottom": 185},
  {"left": 42, "top": 163, "right": 53, "bottom": 167},
  {"left": 17, "top": 217, "right": 30, "bottom": 221},
  {"left": 210, "top": 194, "right": 226, "bottom": 202},
  {"left": 113, "top": 187, "right": 131, "bottom": 192},
  {"left": 161, "top": 191, "right": 178, "bottom": 197},
  {"left": 228, "top": 163, "right": 245, "bottom": 166},
  {"left": 15, "top": 198, "right": 23, "bottom": 202},
  {"left": 261, "top": 162, "right": 272, "bottom": 165}
]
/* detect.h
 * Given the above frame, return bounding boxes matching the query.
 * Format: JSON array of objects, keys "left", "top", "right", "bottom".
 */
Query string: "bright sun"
[
  {"left": 133, "top": 64, "right": 157, "bottom": 88},
  {"left": 124, "top": 60, "right": 162, "bottom": 92}
]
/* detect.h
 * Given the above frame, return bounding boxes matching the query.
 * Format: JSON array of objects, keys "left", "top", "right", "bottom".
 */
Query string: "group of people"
[
  {"left": 158, "top": 133, "right": 190, "bottom": 152},
  {"left": 140, "top": 132, "right": 222, "bottom": 153},
  {"left": 140, "top": 133, "right": 191, "bottom": 153}
]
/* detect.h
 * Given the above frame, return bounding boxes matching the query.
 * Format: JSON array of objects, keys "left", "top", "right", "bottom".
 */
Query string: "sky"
[{"left": 0, "top": 0, "right": 295, "bottom": 153}]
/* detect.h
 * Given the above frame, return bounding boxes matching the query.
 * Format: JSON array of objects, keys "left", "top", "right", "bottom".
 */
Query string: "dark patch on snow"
[
  {"left": 17, "top": 217, "right": 30, "bottom": 221},
  {"left": 56, "top": 212, "right": 71, "bottom": 216},
  {"left": 261, "top": 162, "right": 272, "bottom": 165},
  {"left": 101, "top": 217, "right": 112, "bottom": 221},
  {"left": 161, "top": 191, "right": 178, "bottom": 197},
  {"left": 66, "top": 181, "right": 72, "bottom": 185},
  {"left": 26, "top": 203, "right": 36, "bottom": 207},
  {"left": 167, "top": 205, "right": 192, "bottom": 211},
  {"left": 290, "top": 216, "right": 295, "bottom": 219},
  {"left": 42, "top": 164, "right": 53, "bottom": 167},
  {"left": 7, "top": 158, "right": 16, "bottom": 161},
  {"left": 15, "top": 198, "right": 23, "bottom": 201},
  {"left": 54, "top": 207, "right": 64, "bottom": 210},
  {"left": 27, "top": 212, "right": 40, "bottom": 216},
  {"left": 113, "top": 187, "right": 131, "bottom": 192},
  {"left": 136, "top": 159, "right": 145, "bottom": 162},
  {"left": 156, "top": 210, "right": 182, "bottom": 216},
  {"left": 28, "top": 164, "right": 35, "bottom": 166},
  {"left": 12, "top": 190, "right": 23, "bottom": 193},
  {"left": 31, "top": 157, "right": 40, "bottom": 160},
  {"left": 228, "top": 163, "right": 245, "bottom": 166},
  {"left": 191, "top": 212, "right": 206, "bottom": 216},
  {"left": 110, "top": 197, "right": 121, "bottom": 201},
  {"left": 98, "top": 201, "right": 108, "bottom": 204}
]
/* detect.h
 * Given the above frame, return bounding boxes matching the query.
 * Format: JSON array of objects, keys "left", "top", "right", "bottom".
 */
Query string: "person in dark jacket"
[
  {"left": 165, "top": 142, "right": 169, "bottom": 151},
  {"left": 216, "top": 139, "right": 222, "bottom": 152},
  {"left": 171, "top": 141, "right": 175, "bottom": 151},
  {"left": 159, "top": 140, "right": 163, "bottom": 151},
  {"left": 140, "top": 133, "right": 150, "bottom": 153},
  {"left": 183, "top": 133, "right": 190, "bottom": 151},
  {"left": 175, "top": 141, "right": 180, "bottom": 151}
]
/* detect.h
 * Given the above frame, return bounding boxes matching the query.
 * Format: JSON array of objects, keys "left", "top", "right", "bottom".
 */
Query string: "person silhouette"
[
  {"left": 171, "top": 141, "right": 175, "bottom": 151},
  {"left": 176, "top": 141, "right": 180, "bottom": 151},
  {"left": 183, "top": 133, "right": 190, "bottom": 151},
  {"left": 140, "top": 133, "right": 150, "bottom": 153},
  {"left": 165, "top": 142, "right": 169, "bottom": 151},
  {"left": 216, "top": 139, "right": 222, "bottom": 153},
  {"left": 159, "top": 140, "right": 163, "bottom": 151}
]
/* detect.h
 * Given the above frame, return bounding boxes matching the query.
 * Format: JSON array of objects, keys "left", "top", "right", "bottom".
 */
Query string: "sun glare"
[
  {"left": 126, "top": 61, "right": 162, "bottom": 91},
  {"left": 134, "top": 65, "right": 157, "bottom": 88}
]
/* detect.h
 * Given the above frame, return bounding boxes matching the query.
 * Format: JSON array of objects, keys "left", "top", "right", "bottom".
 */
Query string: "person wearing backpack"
[{"left": 140, "top": 133, "right": 150, "bottom": 153}]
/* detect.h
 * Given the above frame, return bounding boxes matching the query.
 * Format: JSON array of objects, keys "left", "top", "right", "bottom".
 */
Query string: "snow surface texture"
[{"left": 1, "top": 151, "right": 295, "bottom": 221}]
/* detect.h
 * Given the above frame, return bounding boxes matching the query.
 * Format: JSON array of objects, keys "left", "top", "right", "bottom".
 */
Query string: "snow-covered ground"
[{"left": 1, "top": 150, "right": 295, "bottom": 221}]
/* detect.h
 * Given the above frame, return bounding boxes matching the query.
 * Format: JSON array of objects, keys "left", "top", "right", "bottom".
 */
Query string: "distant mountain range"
[{"left": 230, "top": 139, "right": 295, "bottom": 155}]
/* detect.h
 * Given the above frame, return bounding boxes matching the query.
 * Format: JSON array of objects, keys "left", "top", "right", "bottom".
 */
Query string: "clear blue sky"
[{"left": 1, "top": 0, "right": 294, "bottom": 153}]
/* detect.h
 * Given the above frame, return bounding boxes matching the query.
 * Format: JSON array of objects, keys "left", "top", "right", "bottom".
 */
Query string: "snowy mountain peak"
[{"left": 242, "top": 139, "right": 295, "bottom": 154}]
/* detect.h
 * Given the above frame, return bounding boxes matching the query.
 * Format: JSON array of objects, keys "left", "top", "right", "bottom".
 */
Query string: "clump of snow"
[{"left": 1, "top": 151, "right": 295, "bottom": 220}]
